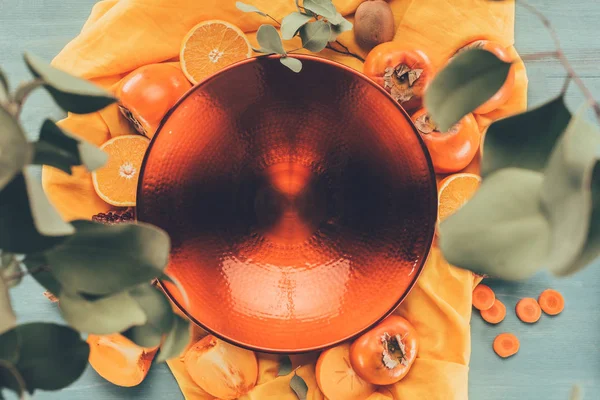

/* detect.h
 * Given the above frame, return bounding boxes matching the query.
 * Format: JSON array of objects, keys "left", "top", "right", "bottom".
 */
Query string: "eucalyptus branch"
[
  {"left": 13, "top": 78, "right": 44, "bottom": 115},
  {"left": 519, "top": 0, "right": 600, "bottom": 122},
  {"left": 326, "top": 41, "right": 366, "bottom": 62}
]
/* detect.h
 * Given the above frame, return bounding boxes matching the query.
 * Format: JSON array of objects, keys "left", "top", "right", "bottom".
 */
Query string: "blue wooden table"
[{"left": 1, "top": 1, "right": 599, "bottom": 399}]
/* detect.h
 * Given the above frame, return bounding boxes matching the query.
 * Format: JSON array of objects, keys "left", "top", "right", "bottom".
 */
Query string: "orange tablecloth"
[{"left": 43, "top": 1, "right": 527, "bottom": 399}]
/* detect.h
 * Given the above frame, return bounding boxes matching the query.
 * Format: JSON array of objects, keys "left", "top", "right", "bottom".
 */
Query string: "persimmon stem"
[{"left": 519, "top": 0, "right": 600, "bottom": 122}]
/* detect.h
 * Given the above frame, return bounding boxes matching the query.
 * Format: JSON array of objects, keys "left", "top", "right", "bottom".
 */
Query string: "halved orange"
[
  {"left": 438, "top": 173, "right": 481, "bottom": 222},
  {"left": 180, "top": 20, "right": 252, "bottom": 85},
  {"left": 92, "top": 135, "right": 150, "bottom": 207}
]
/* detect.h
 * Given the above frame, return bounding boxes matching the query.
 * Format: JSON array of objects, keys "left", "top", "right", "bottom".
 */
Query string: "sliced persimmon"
[
  {"left": 516, "top": 297, "right": 542, "bottom": 323},
  {"left": 480, "top": 299, "right": 506, "bottom": 324},
  {"left": 538, "top": 289, "right": 565, "bottom": 316},
  {"left": 316, "top": 343, "right": 375, "bottom": 400},
  {"left": 87, "top": 333, "right": 157, "bottom": 387},
  {"left": 493, "top": 333, "right": 519, "bottom": 358},
  {"left": 472, "top": 284, "right": 495, "bottom": 311}
]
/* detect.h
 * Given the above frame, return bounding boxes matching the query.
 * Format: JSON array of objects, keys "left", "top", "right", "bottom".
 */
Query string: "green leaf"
[
  {"left": 46, "top": 220, "right": 170, "bottom": 295},
  {"left": 290, "top": 373, "right": 308, "bottom": 400},
  {"left": 23, "top": 52, "right": 116, "bottom": 114},
  {"left": 278, "top": 355, "right": 292, "bottom": 376},
  {"left": 281, "top": 12, "right": 313, "bottom": 40},
  {"left": 303, "top": 0, "right": 342, "bottom": 24},
  {"left": 0, "top": 278, "right": 16, "bottom": 335},
  {"left": 300, "top": 21, "right": 331, "bottom": 52},
  {"left": 9, "top": 323, "right": 89, "bottom": 392},
  {"left": 0, "top": 329, "right": 19, "bottom": 363},
  {"left": 23, "top": 255, "right": 61, "bottom": 296},
  {"left": 424, "top": 48, "right": 512, "bottom": 131},
  {"left": 280, "top": 57, "right": 303, "bottom": 73},
  {"left": 256, "top": 25, "right": 286, "bottom": 55},
  {"left": 0, "top": 106, "right": 31, "bottom": 190},
  {"left": 540, "top": 105, "right": 600, "bottom": 276},
  {"left": 156, "top": 316, "right": 190, "bottom": 363},
  {"left": 482, "top": 96, "right": 572, "bottom": 178},
  {"left": 58, "top": 290, "right": 147, "bottom": 335},
  {"left": 122, "top": 323, "right": 163, "bottom": 349},
  {"left": 32, "top": 120, "right": 107, "bottom": 174},
  {"left": 328, "top": 18, "right": 352, "bottom": 42},
  {"left": 439, "top": 168, "right": 551, "bottom": 280},
  {"left": 0, "top": 171, "right": 71, "bottom": 254},
  {"left": 235, "top": 1, "right": 267, "bottom": 16}
]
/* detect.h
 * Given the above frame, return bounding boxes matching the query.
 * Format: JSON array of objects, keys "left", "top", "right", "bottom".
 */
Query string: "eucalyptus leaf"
[
  {"left": 33, "top": 120, "right": 107, "bottom": 174},
  {"left": 0, "top": 278, "right": 16, "bottom": 335},
  {"left": 58, "top": 290, "right": 147, "bottom": 335},
  {"left": 424, "top": 48, "right": 512, "bottom": 131},
  {"left": 482, "top": 96, "right": 572, "bottom": 178},
  {"left": 9, "top": 323, "right": 89, "bottom": 392},
  {"left": 328, "top": 18, "right": 352, "bottom": 42},
  {"left": 46, "top": 220, "right": 170, "bottom": 295},
  {"left": 303, "top": 0, "right": 342, "bottom": 24},
  {"left": 0, "top": 328, "right": 19, "bottom": 363},
  {"left": 281, "top": 12, "right": 313, "bottom": 40},
  {"left": 235, "top": 1, "right": 267, "bottom": 16},
  {"left": 300, "top": 21, "right": 331, "bottom": 52},
  {"left": 23, "top": 52, "right": 116, "bottom": 114},
  {"left": 290, "top": 373, "right": 308, "bottom": 400},
  {"left": 122, "top": 323, "right": 163, "bottom": 349},
  {"left": 256, "top": 25, "right": 286, "bottom": 55},
  {"left": 0, "top": 106, "right": 31, "bottom": 190},
  {"left": 540, "top": 104, "right": 600, "bottom": 275},
  {"left": 156, "top": 316, "right": 190, "bottom": 363},
  {"left": 277, "top": 355, "right": 292, "bottom": 376},
  {"left": 0, "top": 172, "right": 69, "bottom": 254},
  {"left": 280, "top": 57, "right": 303, "bottom": 73},
  {"left": 128, "top": 284, "right": 174, "bottom": 336},
  {"left": 439, "top": 168, "right": 551, "bottom": 280}
]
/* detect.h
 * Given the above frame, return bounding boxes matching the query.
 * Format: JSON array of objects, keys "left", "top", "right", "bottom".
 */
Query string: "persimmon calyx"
[
  {"left": 414, "top": 113, "right": 459, "bottom": 134},
  {"left": 383, "top": 64, "right": 423, "bottom": 103},
  {"left": 381, "top": 332, "right": 409, "bottom": 369}
]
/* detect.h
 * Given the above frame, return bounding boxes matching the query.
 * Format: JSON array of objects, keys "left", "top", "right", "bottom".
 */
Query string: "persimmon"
[
  {"left": 316, "top": 343, "right": 376, "bottom": 400},
  {"left": 363, "top": 43, "right": 434, "bottom": 111},
  {"left": 452, "top": 39, "right": 516, "bottom": 114},
  {"left": 116, "top": 63, "right": 192, "bottom": 138},
  {"left": 493, "top": 333, "right": 519, "bottom": 358},
  {"left": 411, "top": 108, "right": 480, "bottom": 174},
  {"left": 538, "top": 289, "right": 565, "bottom": 316},
  {"left": 515, "top": 297, "right": 542, "bottom": 323},
  {"left": 480, "top": 299, "right": 506, "bottom": 324},
  {"left": 87, "top": 333, "right": 157, "bottom": 387},
  {"left": 184, "top": 335, "right": 258, "bottom": 400},
  {"left": 349, "top": 315, "right": 418, "bottom": 385}
]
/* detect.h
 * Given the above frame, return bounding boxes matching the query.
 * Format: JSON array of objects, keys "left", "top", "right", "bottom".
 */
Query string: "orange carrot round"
[
  {"left": 493, "top": 333, "right": 519, "bottom": 358},
  {"left": 472, "top": 284, "right": 495, "bottom": 311},
  {"left": 515, "top": 297, "right": 542, "bottom": 323},
  {"left": 538, "top": 289, "right": 565, "bottom": 316},
  {"left": 480, "top": 299, "right": 506, "bottom": 324}
]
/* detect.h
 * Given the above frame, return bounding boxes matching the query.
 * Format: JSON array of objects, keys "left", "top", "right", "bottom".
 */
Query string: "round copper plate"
[{"left": 137, "top": 55, "right": 437, "bottom": 353}]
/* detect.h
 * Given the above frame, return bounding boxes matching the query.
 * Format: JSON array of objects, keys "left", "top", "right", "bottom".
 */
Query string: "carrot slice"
[
  {"left": 538, "top": 289, "right": 565, "bottom": 316},
  {"left": 472, "top": 284, "right": 495, "bottom": 311},
  {"left": 515, "top": 297, "right": 542, "bottom": 323},
  {"left": 493, "top": 333, "right": 519, "bottom": 358},
  {"left": 480, "top": 299, "right": 506, "bottom": 324}
]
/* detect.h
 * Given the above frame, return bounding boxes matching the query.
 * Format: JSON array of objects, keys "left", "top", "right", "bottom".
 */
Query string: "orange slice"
[
  {"left": 180, "top": 20, "right": 252, "bottom": 85},
  {"left": 438, "top": 173, "right": 482, "bottom": 222},
  {"left": 92, "top": 135, "right": 150, "bottom": 207}
]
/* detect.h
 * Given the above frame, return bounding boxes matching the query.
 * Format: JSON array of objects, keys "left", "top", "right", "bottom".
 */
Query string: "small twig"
[
  {"left": 265, "top": 13, "right": 281, "bottom": 26},
  {"left": 519, "top": 51, "right": 560, "bottom": 61},
  {"left": 4, "top": 263, "right": 47, "bottom": 283},
  {"left": 11, "top": 78, "right": 44, "bottom": 118},
  {"left": 520, "top": 0, "right": 600, "bottom": 122},
  {"left": 326, "top": 42, "right": 365, "bottom": 62}
]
